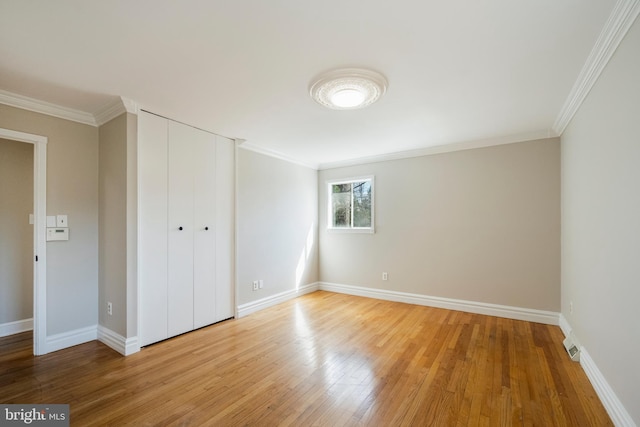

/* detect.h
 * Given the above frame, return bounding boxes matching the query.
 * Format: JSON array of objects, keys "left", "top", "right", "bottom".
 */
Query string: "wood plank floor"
[{"left": 1, "top": 291, "right": 611, "bottom": 426}]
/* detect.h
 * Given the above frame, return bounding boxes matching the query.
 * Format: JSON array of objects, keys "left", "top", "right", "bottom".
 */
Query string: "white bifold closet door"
[
  {"left": 139, "top": 111, "right": 234, "bottom": 347},
  {"left": 168, "top": 121, "right": 198, "bottom": 336},
  {"left": 191, "top": 125, "right": 217, "bottom": 329},
  {"left": 139, "top": 111, "right": 169, "bottom": 346}
]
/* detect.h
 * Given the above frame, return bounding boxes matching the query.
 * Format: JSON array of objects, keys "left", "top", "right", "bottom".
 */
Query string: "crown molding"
[
  {"left": 0, "top": 90, "right": 140, "bottom": 127},
  {"left": 120, "top": 96, "right": 138, "bottom": 114},
  {"left": 318, "top": 129, "right": 558, "bottom": 170},
  {"left": 553, "top": 0, "right": 640, "bottom": 134},
  {"left": 0, "top": 89, "right": 97, "bottom": 126},
  {"left": 238, "top": 141, "right": 319, "bottom": 170},
  {"left": 238, "top": 129, "right": 558, "bottom": 171},
  {"left": 94, "top": 98, "right": 126, "bottom": 126},
  {"left": 94, "top": 96, "right": 138, "bottom": 126},
  {"left": 1, "top": 87, "right": 558, "bottom": 170}
]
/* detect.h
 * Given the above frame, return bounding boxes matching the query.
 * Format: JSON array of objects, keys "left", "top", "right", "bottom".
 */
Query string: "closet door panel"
[
  {"left": 138, "top": 112, "right": 169, "bottom": 346},
  {"left": 193, "top": 131, "right": 217, "bottom": 329},
  {"left": 167, "top": 121, "right": 195, "bottom": 337},
  {"left": 215, "top": 136, "right": 235, "bottom": 320}
]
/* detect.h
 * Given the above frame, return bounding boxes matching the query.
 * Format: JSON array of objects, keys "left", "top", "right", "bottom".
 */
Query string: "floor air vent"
[{"left": 563, "top": 336, "right": 580, "bottom": 362}]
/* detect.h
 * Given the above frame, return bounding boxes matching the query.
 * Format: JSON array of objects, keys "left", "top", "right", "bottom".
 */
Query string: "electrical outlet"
[
  {"left": 252, "top": 281, "right": 259, "bottom": 291},
  {"left": 107, "top": 302, "right": 113, "bottom": 316},
  {"left": 382, "top": 272, "right": 388, "bottom": 281}
]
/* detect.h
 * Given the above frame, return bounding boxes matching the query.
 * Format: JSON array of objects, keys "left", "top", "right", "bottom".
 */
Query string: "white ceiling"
[{"left": 0, "top": 0, "right": 618, "bottom": 168}]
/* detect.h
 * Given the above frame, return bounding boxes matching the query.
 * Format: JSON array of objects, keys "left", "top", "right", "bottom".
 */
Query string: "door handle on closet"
[
  {"left": 178, "top": 226, "right": 183, "bottom": 231},
  {"left": 205, "top": 226, "right": 209, "bottom": 231}
]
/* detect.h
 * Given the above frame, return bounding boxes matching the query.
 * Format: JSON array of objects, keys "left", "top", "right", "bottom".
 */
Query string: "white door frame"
[{"left": 0, "top": 128, "right": 47, "bottom": 355}]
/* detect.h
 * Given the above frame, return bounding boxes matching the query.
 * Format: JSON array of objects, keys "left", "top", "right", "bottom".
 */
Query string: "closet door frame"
[{"left": 216, "top": 136, "right": 235, "bottom": 321}]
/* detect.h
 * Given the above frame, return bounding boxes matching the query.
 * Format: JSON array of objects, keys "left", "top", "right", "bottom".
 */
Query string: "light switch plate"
[
  {"left": 46, "top": 216, "right": 56, "bottom": 227},
  {"left": 56, "top": 215, "right": 68, "bottom": 227}
]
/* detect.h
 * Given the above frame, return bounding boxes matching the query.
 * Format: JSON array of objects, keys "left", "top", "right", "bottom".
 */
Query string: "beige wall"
[
  {"left": 237, "top": 149, "right": 319, "bottom": 305},
  {"left": 0, "top": 104, "right": 99, "bottom": 336},
  {"left": 98, "top": 114, "right": 128, "bottom": 336},
  {"left": 319, "top": 137, "right": 560, "bottom": 311},
  {"left": 98, "top": 112, "right": 138, "bottom": 339},
  {"left": 125, "top": 113, "right": 138, "bottom": 338},
  {"left": 0, "top": 138, "right": 33, "bottom": 324},
  {"left": 561, "top": 16, "right": 640, "bottom": 425}
]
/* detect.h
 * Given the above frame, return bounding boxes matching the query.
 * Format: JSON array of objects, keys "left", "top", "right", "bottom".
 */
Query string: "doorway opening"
[{"left": 0, "top": 128, "right": 47, "bottom": 355}]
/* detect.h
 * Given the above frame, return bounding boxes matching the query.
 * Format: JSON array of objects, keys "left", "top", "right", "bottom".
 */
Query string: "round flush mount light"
[{"left": 309, "top": 68, "right": 388, "bottom": 110}]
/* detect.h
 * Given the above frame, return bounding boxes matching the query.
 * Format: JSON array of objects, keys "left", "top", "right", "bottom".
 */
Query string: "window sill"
[{"left": 327, "top": 227, "right": 375, "bottom": 234}]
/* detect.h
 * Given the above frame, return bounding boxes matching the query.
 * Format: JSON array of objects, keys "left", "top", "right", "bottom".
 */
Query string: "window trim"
[{"left": 326, "top": 175, "right": 375, "bottom": 233}]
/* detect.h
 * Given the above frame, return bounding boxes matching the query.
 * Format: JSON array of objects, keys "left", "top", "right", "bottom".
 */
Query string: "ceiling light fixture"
[{"left": 309, "top": 68, "right": 388, "bottom": 110}]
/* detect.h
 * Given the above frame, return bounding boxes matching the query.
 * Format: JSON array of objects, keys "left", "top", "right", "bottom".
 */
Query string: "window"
[{"left": 327, "top": 176, "right": 374, "bottom": 232}]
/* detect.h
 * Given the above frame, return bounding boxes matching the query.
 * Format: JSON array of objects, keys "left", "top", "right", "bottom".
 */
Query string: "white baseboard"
[
  {"left": 46, "top": 325, "right": 97, "bottom": 354},
  {"left": 560, "top": 315, "right": 636, "bottom": 427},
  {"left": 237, "top": 282, "right": 320, "bottom": 318},
  {"left": 558, "top": 313, "right": 572, "bottom": 338},
  {"left": 581, "top": 347, "right": 636, "bottom": 427},
  {"left": 0, "top": 318, "right": 33, "bottom": 337},
  {"left": 319, "top": 282, "right": 559, "bottom": 325},
  {"left": 97, "top": 325, "right": 140, "bottom": 356}
]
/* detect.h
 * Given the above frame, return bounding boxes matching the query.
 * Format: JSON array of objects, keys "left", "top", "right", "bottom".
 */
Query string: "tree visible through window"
[{"left": 328, "top": 177, "right": 374, "bottom": 231}]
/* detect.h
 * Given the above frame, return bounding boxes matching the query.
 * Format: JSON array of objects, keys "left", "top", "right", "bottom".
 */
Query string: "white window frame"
[{"left": 327, "top": 175, "right": 375, "bottom": 233}]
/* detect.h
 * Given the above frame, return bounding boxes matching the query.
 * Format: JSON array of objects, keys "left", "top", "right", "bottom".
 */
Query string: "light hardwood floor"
[{"left": 1, "top": 291, "right": 611, "bottom": 426}]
